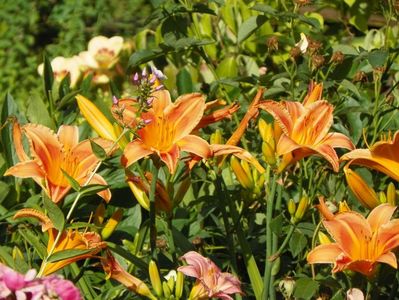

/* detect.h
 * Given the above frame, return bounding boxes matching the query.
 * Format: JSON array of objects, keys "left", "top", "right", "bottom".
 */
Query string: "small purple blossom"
[{"left": 112, "top": 95, "right": 119, "bottom": 105}]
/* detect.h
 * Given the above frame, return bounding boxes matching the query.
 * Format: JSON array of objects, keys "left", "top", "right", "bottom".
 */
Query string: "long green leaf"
[
  {"left": 43, "top": 194, "right": 65, "bottom": 231},
  {"left": 48, "top": 248, "right": 92, "bottom": 263}
]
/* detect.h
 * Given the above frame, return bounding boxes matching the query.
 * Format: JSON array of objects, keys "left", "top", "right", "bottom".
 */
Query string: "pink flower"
[
  {"left": 0, "top": 263, "right": 82, "bottom": 300},
  {"left": 42, "top": 275, "right": 83, "bottom": 300},
  {"left": 178, "top": 251, "right": 243, "bottom": 300}
]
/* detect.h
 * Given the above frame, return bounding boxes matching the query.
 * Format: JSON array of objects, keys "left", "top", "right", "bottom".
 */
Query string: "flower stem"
[
  {"left": 149, "top": 165, "right": 159, "bottom": 260},
  {"left": 263, "top": 172, "right": 277, "bottom": 300}
]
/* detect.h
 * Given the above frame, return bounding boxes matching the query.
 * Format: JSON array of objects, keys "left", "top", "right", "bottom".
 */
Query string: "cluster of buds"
[
  {"left": 93, "top": 204, "right": 123, "bottom": 240},
  {"left": 111, "top": 66, "right": 167, "bottom": 130},
  {"left": 132, "top": 67, "right": 166, "bottom": 112},
  {"left": 148, "top": 260, "right": 184, "bottom": 300},
  {"left": 230, "top": 156, "right": 265, "bottom": 201},
  {"left": 379, "top": 182, "right": 398, "bottom": 206},
  {"left": 258, "top": 118, "right": 281, "bottom": 167},
  {"left": 288, "top": 196, "right": 310, "bottom": 224}
]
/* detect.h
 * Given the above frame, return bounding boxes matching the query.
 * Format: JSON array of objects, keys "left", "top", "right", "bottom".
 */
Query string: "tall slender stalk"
[
  {"left": 149, "top": 165, "right": 159, "bottom": 260},
  {"left": 263, "top": 173, "right": 277, "bottom": 300}
]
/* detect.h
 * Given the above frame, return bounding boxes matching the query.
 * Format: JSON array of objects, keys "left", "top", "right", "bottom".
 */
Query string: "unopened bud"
[
  {"left": 344, "top": 166, "right": 379, "bottom": 209},
  {"left": 93, "top": 203, "right": 106, "bottom": 226},
  {"left": 262, "top": 141, "right": 277, "bottom": 166},
  {"left": 163, "top": 281, "right": 172, "bottom": 298},
  {"left": 294, "top": 196, "right": 309, "bottom": 223},
  {"left": 318, "top": 231, "right": 332, "bottom": 245},
  {"left": 101, "top": 209, "right": 123, "bottom": 240},
  {"left": 164, "top": 270, "right": 177, "bottom": 295},
  {"left": 379, "top": 191, "right": 387, "bottom": 204},
  {"left": 338, "top": 200, "right": 350, "bottom": 213},
  {"left": 175, "top": 271, "right": 184, "bottom": 300},
  {"left": 387, "top": 182, "right": 397, "bottom": 206},
  {"left": 210, "top": 129, "right": 224, "bottom": 144},
  {"left": 149, "top": 260, "right": 163, "bottom": 297},
  {"left": 288, "top": 199, "right": 296, "bottom": 216},
  {"left": 231, "top": 156, "right": 253, "bottom": 189}
]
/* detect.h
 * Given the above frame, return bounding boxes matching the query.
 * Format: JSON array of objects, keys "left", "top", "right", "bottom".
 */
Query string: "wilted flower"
[
  {"left": 295, "top": 33, "right": 309, "bottom": 54},
  {"left": 38, "top": 56, "right": 82, "bottom": 87},
  {"left": 178, "top": 251, "right": 243, "bottom": 300},
  {"left": 5, "top": 122, "right": 113, "bottom": 203}
]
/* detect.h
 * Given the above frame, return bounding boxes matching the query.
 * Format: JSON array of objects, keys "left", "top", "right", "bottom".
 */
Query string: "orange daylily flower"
[
  {"left": 258, "top": 83, "right": 354, "bottom": 172},
  {"left": 4, "top": 122, "right": 113, "bottom": 203},
  {"left": 120, "top": 90, "right": 211, "bottom": 174},
  {"left": 307, "top": 203, "right": 399, "bottom": 276},
  {"left": 101, "top": 251, "right": 156, "bottom": 299},
  {"left": 14, "top": 209, "right": 106, "bottom": 276},
  {"left": 341, "top": 130, "right": 399, "bottom": 182}
]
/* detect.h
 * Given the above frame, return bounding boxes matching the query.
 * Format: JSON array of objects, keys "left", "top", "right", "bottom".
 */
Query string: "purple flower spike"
[
  {"left": 146, "top": 97, "right": 154, "bottom": 106},
  {"left": 154, "top": 84, "right": 164, "bottom": 91},
  {"left": 132, "top": 72, "right": 140, "bottom": 84},
  {"left": 141, "top": 68, "right": 147, "bottom": 78},
  {"left": 112, "top": 95, "right": 119, "bottom": 105}
]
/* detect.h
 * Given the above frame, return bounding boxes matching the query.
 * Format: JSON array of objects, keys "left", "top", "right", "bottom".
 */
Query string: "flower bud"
[
  {"left": 164, "top": 270, "right": 177, "bottom": 295},
  {"left": 294, "top": 196, "right": 309, "bottom": 223},
  {"left": 76, "top": 95, "right": 117, "bottom": 142},
  {"left": 93, "top": 203, "right": 106, "bottom": 226},
  {"left": 210, "top": 129, "right": 224, "bottom": 144},
  {"left": 338, "top": 200, "right": 350, "bottom": 213},
  {"left": 163, "top": 281, "right": 172, "bottom": 298},
  {"left": 387, "top": 182, "right": 397, "bottom": 206},
  {"left": 101, "top": 208, "right": 123, "bottom": 240},
  {"left": 288, "top": 199, "right": 296, "bottom": 216},
  {"left": 344, "top": 165, "right": 379, "bottom": 209},
  {"left": 231, "top": 156, "right": 253, "bottom": 189},
  {"left": 175, "top": 271, "right": 184, "bottom": 300},
  {"left": 174, "top": 176, "right": 191, "bottom": 206},
  {"left": 149, "top": 260, "right": 163, "bottom": 297},
  {"left": 318, "top": 231, "right": 331, "bottom": 245},
  {"left": 379, "top": 191, "right": 387, "bottom": 204},
  {"left": 262, "top": 141, "right": 277, "bottom": 166}
]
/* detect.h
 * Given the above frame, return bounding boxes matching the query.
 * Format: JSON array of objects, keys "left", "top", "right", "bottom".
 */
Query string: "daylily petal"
[
  {"left": 377, "top": 219, "right": 399, "bottom": 252},
  {"left": 323, "top": 212, "right": 372, "bottom": 258},
  {"left": 84, "top": 173, "right": 111, "bottom": 202},
  {"left": 47, "top": 181, "right": 71, "bottom": 204},
  {"left": 307, "top": 244, "right": 342, "bottom": 264},
  {"left": 177, "top": 135, "right": 211, "bottom": 159},
  {"left": 376, "top": 252, "right": 397, "bottom": 269},
  {"left": 303, "top": 82, "right": 323, "bottom": 106},
  {"left": 321, "top": 132, "right": 355, "bottom": 150},
  {"left": 194, "top": 102, "right": 240, "bottom": 131},
  {"left": 344, "top": 260, "right": 375, "bottom": 276},
  {"left": 211, "top": 144, "right": 265, "bottom": 173},
  {"left": 276, "top": 134, "right": 301, "bottom": 155},
  {"left": 367, "top": 204, "right": 396, "bottom": 232},
  {"left": 165, "top": 93, "right": 205, "bottom": 142},
  {"left": 258, "top": 100, "right": 292, "bottom": 135},
  {"left": 312, "top": 144, "right": 340, "bottom": 172},
  {"left": 227, "top": 88, "right": 263, "bottom": 146},
  {"left": 57, "top": 125, "right": 79, "bottom": 152},
  {"left": 23, "top": 124, "right": 62, "bottom": 174},
  {"left": 291, "top": 101, "right": 333, "bottom": 145},
  {"left": 12, "top": 121, "right": 29, "bottom": 162},
  {"left": 284, "top": 101, "right": 305, "bottom": 122},
  {"left": 74, "top": 138, "right": 114, "bottom": 173},
  {"left": 4, "top": 160, "right": 44, "bottom": 179},
  {"left": 159, "top": 144, "right": 180, "bottom": 174},
  {"left": 151, "top": 90, "right": 172, "bottom": 117},
  {"left": 122, "top": 140, "right": 153, "bottom": 168},
  {"left": 13, "top": 208, "right": 54, "bottom": 232}
]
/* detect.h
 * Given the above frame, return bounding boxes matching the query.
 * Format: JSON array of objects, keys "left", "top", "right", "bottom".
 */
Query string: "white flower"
[
  {"left": 38, "top": 56, "right": 82, "bottom": 87},
  {"left": 295, "top": 33, "right": 309, "bottom": 54}
]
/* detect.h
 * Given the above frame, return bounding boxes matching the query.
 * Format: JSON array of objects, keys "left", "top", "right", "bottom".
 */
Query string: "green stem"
[
  {"left": 166, "top": 213, "right": 177, "bottom": 264},
  {"left": 149, "top": 165, "right": 159, "bottom": 260},
  {"left": 270, "top": 224, "right": 295, "bottom": 261},
  {"left": 263, "top": 173, "right": 277, "bottom": 300},
  {"left": 218, "top": 177, "right": 263, "bottom": 300}
]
